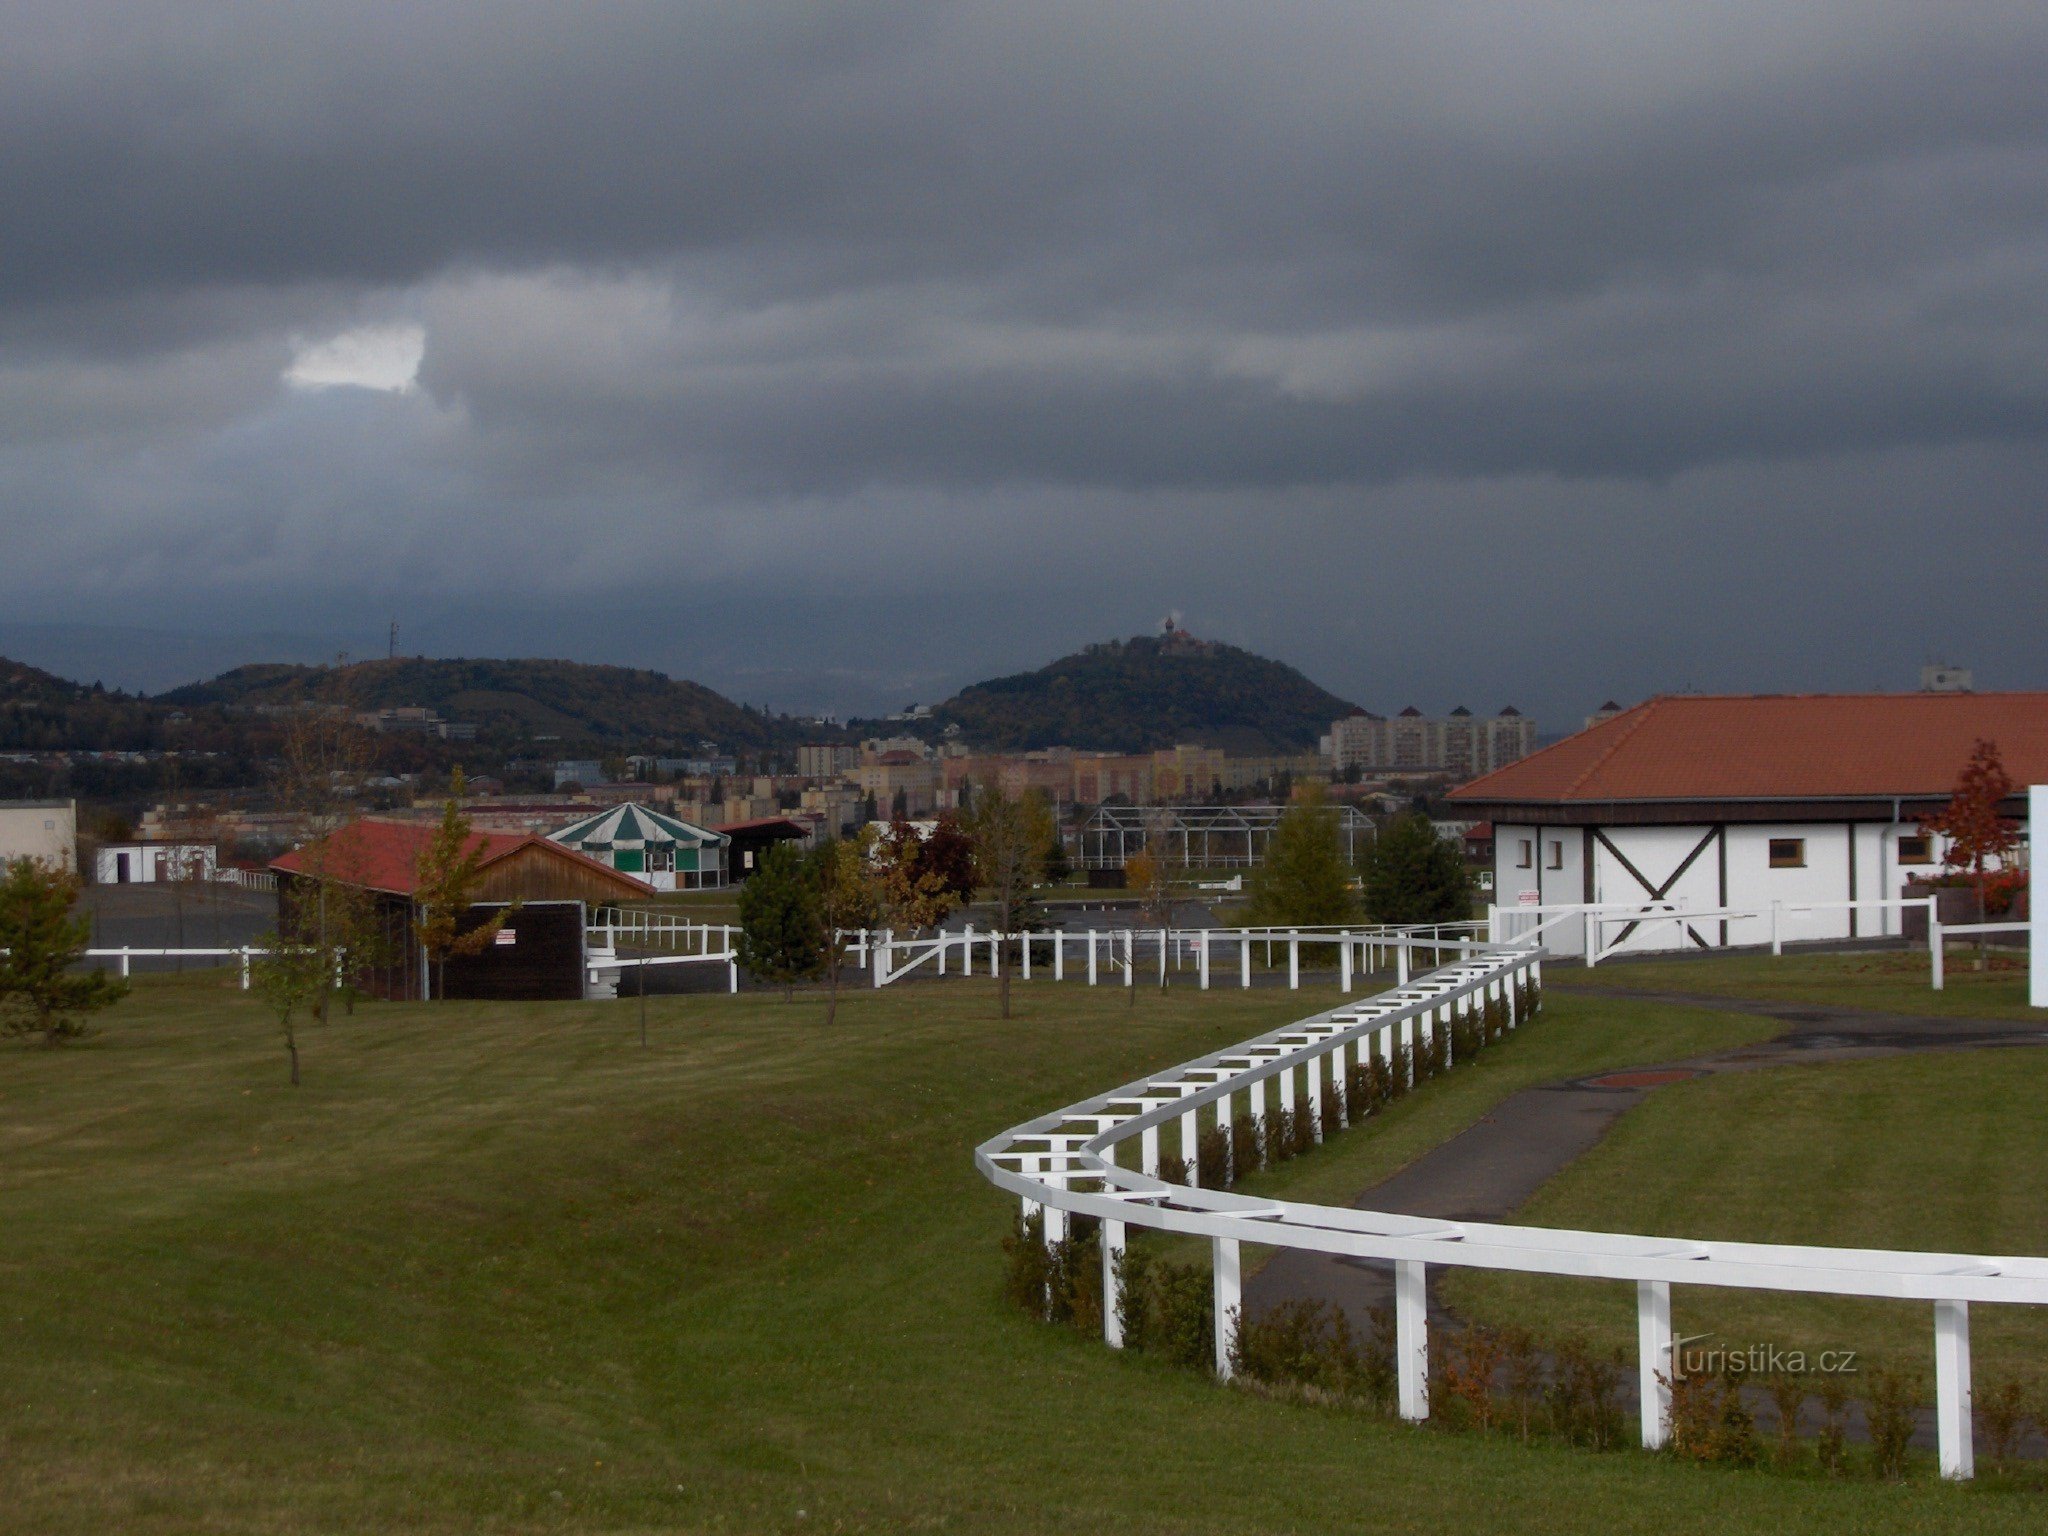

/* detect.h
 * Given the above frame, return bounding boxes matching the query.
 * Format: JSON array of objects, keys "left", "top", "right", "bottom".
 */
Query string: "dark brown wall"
[{"left": 440, "top": 901, "right": 588, "bottom": 1002}]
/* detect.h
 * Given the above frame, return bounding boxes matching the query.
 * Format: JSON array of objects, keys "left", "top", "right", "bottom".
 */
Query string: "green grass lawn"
[
  {"left": 1447, "top": 1049, "right": 2048, "bottom": 1399},
  {"left": 1551, "top": 946, "right": 2034, "bottom": 1019},
  {"left": 0, "top": 973, "right": 2039, "bottom": 1533}
]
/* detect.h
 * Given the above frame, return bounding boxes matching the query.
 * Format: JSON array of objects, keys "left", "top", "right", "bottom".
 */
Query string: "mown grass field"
[
  {"left": 1, "top": 970, "right": 2041, "bottom": 1533},
  {"left": 1550, "top": 945, "right": 2033, "bottom": 1018},
  {"left": 1448, "top": 1046, "right": 2048, "bottom": 1397}
]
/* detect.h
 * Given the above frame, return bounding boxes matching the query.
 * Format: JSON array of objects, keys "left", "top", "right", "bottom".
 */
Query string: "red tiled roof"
[
  {"left": 271, "top": 817, "right": 649, "bottom": 896},
  {"left": 1449, "top": 693, "right": 2048, "bottom": 805}
]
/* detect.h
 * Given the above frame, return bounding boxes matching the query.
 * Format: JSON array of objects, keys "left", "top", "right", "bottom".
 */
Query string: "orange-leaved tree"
[{"left": 1920, "top": 738, "right": 2019, "bottom": 963}]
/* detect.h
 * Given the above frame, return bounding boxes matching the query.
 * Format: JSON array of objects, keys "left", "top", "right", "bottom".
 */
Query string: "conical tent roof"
[{"left": 548, "top": 803, "right": 726, "bottom": 852}]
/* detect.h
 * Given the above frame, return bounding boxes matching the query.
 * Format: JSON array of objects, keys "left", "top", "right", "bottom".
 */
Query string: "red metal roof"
[
  {"left": 1449, "top": 693, "right": 2048, "bottom": 805},
  {"left": 712, "top": 816, "right": 810, "bottom": 836},
  {"left": 271, "top": 817, "right": 649, "bottom": 896}
]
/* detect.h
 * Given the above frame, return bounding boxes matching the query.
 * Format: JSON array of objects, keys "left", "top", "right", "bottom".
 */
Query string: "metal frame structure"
[
  {"left": 975, "top": 918, "right": 2047, "bottom": 1479},
  {"left": 1075, "top": 803, "right": 1372, "bottom": 869}
]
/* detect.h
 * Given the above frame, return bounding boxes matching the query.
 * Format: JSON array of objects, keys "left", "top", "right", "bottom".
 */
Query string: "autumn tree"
[
  {"left": 413, "top": 781, "right": 512, "bottom": 999},
  {"left": 966, "top": 782, "right": 1054, "bottom": 1018},
  {"left": 1922, "top": 738, "right": 2021, "bottom": 965},
  {"left": 0, "top": 857, "right": 127, "bottom": 1045},
  {"left": 873, "top": 820, "right": 968, "bottom": 935},
  {"left": 811, "top": 835, "right": 880, "bottom": 1025},
  {"left": 736, "top": 841, "right": 826, "bottom": 999}
]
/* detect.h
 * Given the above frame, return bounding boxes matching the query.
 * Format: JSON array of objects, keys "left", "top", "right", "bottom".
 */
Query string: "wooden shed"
[{"left": 272, "top": 818, "right": 653, "bottom": 1000}]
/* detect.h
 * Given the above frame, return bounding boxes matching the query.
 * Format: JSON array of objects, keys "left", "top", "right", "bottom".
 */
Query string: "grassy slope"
[
  {"left": 1550, "top": 947, "right": 2034, "bottom": 1019},
  {"left": 1447, "top": 1048, "right": 2048, "bottom": 1397},
  {"left": 0, "top": 975, "right": 2033, "bottom": 1534}
]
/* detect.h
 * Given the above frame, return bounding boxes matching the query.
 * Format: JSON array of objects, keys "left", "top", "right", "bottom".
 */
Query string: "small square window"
[
  {"left": 1516, "top": 839, "right": 1533, "bottom": 869},
  {"left": 1897, "top": 835, "right": 1932, "bottom": 866},
  {"left": 1768, "top": 838, "right": 1806, "bottom": 869},
  {"left": 1546, "top": 841, "right": 1563, "bottom": 870}
]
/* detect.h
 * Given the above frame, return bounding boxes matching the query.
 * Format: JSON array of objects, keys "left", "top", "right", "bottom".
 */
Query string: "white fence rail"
[
  {"left": 975, "top": 938, "right": 2047, "bottom": 1479},
  {"left": 858, "top": 922, "right": 1488, "bottom": 992}
]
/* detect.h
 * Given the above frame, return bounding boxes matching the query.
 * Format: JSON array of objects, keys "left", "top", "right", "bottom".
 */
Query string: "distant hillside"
[
  {"left": 925, "top": 633, "right": 1359, "bottom": 754},
  {"left": 0, "top": 655, "right": 168, "bottom": 752},
  {"left": 160, "top": 657, "right": 795, "bottom": 751}
]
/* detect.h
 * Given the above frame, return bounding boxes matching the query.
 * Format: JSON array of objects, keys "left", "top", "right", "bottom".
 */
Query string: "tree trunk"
[{"left": 287, "top": 1032, "right": 300, "bottom": 1087}]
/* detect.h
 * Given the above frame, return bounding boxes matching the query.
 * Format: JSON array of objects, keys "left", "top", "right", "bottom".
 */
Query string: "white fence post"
[
  {"left": 1199, "top": 930, "right": 1211, "bottom": 990},
  {"left": 1140, "top": 1125, "right": 1160, "bottom": 1178},
  {"left": 1089, "top": 929, "right": 1100, "bottom": 987},
  {"left": 1395, "top": 1259, "right": 1428, "bottom": 1421},
  {"left": 1637, "top": 1280, "right": 1672, "bottom": 1449},
  {"left": 1180, "top": 1109, "right": 1198, "bottom": 1181},
  {"left": 1123, "top": 930, "right": 1134, "bottom": 988},
  {"left": 1931, "top": 900, "right": 1945, "bottom": 992},
  {"left": 1288, "top": 930, "right": 1300, "bottom": 991},
  {"left": 1054, "top": 930, "right": 1065, "bottom": 982},
  {"left": 1213, "top": 1237, "right": 1241, "bottom": 1379},
  {"left": 1396, "top": 940, "right": 1410, "bottom": 986},
  {"left": 2033, "top": 786, "right": 2048, "bottom": 1009},
  {"left": 1102, "top": 1219, "right": 1127, "bottom": 1347},
  {"left": 1240, "top": 934, "right": 1251, "bottom": 989},
  {"left": 1935, "top": 1300, "right": 1974, "bottom": 1479}
]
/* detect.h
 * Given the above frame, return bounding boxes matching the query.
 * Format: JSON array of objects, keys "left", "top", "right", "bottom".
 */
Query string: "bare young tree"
[{"left": 966, "top": 782, "right": 1052, "bottom": 1019}]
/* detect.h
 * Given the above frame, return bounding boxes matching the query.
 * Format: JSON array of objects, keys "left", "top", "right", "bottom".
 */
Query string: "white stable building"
[
  {"left": 1450, "top": 693, "right": 2044, "bottom": 958},
  {"left": 94, "top": 842, "right": 217, "bottom": 884},
  {"left": 547, "top": 803, "right": 728, "bottom": 892}
]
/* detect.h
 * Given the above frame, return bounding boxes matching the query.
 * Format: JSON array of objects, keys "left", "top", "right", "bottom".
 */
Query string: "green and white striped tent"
[{"left": 547, "top": 803, "right": 729, "bottom": 890}]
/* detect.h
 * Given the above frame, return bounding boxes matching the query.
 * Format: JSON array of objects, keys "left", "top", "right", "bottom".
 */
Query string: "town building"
[
  {"left": 1327, "top": 707, "right": 1536, "bottom": 778},
  {"left": 798, "top": 743, "right": 860, "bottom": 779},
  {"left": 547, "top": 803, "right": 729, "bottom": 891},
  {"left": 1449, "top": 692, "right": 2046, "bottom": 957},
  {"left": 0, "top": 799, "right": 77, "bottom": 873}
]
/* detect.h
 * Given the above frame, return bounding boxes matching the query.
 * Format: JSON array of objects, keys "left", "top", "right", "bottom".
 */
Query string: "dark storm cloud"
[{"left": 2, "top": 1, "right": 2046, "bottom": 716}]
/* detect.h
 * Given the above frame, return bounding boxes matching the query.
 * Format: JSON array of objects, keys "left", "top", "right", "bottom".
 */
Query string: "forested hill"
[
  {"left": 159, "top": 657, "right": 800, "bottom": 751},
  {"left": 926, "top": 634, "right": 1360, "bottom": 754},
  {"left": 0, "top": 655, "right": 173, "bottom": 751}
]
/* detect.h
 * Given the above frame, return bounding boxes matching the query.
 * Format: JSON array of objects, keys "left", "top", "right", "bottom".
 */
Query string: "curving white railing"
[{"left": 974, "top": 939, "right": 2048, "bottom": 1480}]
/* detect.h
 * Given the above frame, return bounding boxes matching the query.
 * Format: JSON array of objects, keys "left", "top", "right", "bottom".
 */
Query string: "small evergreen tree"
[
  {"left": 1245, "top": 782, "right": 1360, "bottom": 929},
  {"left": 1360, "top": 812, "right": 1471, "bottom": 925},
  {"left": 0, "top": 858, "right": 127, "bottom": 1045},
  {"left": 737, "top": 841, "right": 826, "bottom": 999}
]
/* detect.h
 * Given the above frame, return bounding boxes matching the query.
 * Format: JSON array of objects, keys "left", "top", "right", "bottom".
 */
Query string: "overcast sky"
[{"left": 4, "top": 1, "right": 2046, "bottom": 722}]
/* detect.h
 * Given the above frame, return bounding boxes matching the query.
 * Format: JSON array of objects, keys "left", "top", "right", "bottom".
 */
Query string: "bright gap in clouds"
[{"left": 284, "top": 323, "right": 425, "bottom": 392}]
